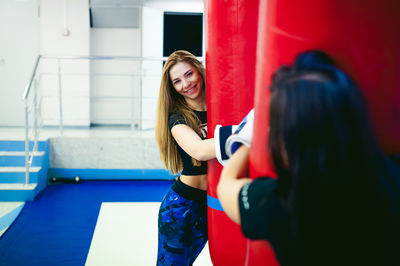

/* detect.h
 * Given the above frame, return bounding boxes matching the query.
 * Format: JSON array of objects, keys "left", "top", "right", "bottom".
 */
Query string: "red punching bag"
[
  {"left": 249, "top": 0, "right": 400, "bottom": 264},
  {"left": 205, "top": 0, "right": 259, "bottom": 265}
]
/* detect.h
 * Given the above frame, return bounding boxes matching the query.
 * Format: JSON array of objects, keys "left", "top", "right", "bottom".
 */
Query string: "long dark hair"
[{"left": 268, "top": 51, "right": 398, "bottom": 264}]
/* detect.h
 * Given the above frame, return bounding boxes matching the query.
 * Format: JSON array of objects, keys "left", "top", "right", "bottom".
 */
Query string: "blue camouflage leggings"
[{"left": 157, "top": 186, "right": 207, "bottom": 266}]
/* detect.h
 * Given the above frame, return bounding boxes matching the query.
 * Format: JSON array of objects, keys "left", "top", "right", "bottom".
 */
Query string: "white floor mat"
[{"left": 86, "top": 202, "right": 212, "bottom": 265}]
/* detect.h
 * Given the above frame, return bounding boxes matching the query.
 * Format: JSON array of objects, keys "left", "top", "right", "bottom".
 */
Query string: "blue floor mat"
[{"left": 0, "top": 180, "right": 173, "bottom": 266}]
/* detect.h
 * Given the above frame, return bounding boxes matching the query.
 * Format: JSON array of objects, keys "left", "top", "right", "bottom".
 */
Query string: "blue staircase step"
[
  {"left": 0, "top": 167, "right": 40, "bottom": 183},
  {"left": 0, "top": 138, "right": 49, "bottom": 201},
  {"left": 0, "top": 140, "right": 49, "bottom": 152},
  {"left": 0, "top": 151, "right": 45, "bottom": 167},
  {"left": 0, "top": 183, "right": 38, "bottom": 201}
]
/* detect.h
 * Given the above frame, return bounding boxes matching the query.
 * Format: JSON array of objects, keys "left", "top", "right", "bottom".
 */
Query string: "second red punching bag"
[
  {"left": 249, "top": 0, "right": 400, "bottom": 265},
  {"left": 205, "top": 0, "right": 259, "bottom": 265}
]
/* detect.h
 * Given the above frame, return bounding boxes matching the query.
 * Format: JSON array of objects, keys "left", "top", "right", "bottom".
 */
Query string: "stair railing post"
[
  {"left": 138, "top": 57, "right": 142, "bottom": 131},
  {"left": 131, "top": 59, "right": 135, "bottom": 132},
  {"left": 24, "top": 99, "right": 30, "bottom": 186},
  {"left": 131, "top": 57, "right": 142, "bottom": 132},
  {"left": 57, "top": 59, "right": 64, "bottom": 136},
  {"left": 22, "top": 55, "right": 41, "bottom": 186},
  {"left": 33, "top": 77, "right": 38, "bottom": 153}
]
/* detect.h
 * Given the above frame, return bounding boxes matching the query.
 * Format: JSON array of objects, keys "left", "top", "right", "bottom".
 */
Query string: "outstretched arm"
[
  {"left": 171, "top": 124, "right": 215, "bottom": 161},
  {"left": 217, "top": 145, "right": 252, "bottom": 224}
]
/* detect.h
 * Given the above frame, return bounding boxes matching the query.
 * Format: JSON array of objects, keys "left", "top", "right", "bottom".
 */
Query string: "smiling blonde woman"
[{"left": 155, "top": 50, "right": 215, "bottom": 265}]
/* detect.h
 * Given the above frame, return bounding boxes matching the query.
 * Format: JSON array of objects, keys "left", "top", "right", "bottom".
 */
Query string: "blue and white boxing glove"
[
  {"left": 214, "top": 124, "right": 239, "bottom": 166},
  {"left": 225, "top": 109, "right": 254, "bottom": 157}
]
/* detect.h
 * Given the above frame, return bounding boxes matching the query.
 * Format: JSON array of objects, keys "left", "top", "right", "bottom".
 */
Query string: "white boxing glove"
[
  {"left": 225, "top": 109, "right": 254, "bottom": 157},
  {"left": 214, "top": 124, "right": 239, "bottom": 166}
]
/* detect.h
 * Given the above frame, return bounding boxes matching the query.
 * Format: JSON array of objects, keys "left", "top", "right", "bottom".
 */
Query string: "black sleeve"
[
  {"left": 238, "top": 177, "right": 282, "bottom": 240},
  {"left": 168, "top": 112, "right": 186, "bottom": 130}
]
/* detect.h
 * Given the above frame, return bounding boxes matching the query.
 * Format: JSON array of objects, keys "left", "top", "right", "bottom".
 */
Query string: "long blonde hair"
[{"left": 155, "top": 50, "right": 206, "bottom": 174}]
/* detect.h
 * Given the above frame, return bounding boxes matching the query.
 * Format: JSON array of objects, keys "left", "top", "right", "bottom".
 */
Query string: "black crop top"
[
  {"left": 168, "top": 110, "right": 207, "bottom": 175},
  {"left": 238, "top": 177, "right": 290, "bottom": 264},
  {"left": 238, "top": 161, "right": 400, "bottom": 265}
]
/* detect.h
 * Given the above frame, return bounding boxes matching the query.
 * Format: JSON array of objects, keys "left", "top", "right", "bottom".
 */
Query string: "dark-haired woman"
[
  {"left": 155, "top": 50, "right": 215, "bottom": 265},
  {"left": 217, "top": 51, "right": 400, "bottom": 266}
]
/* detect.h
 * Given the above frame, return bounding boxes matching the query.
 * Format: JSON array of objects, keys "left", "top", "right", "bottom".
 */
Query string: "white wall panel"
[
  {"left": 40, "top": 0, "right": 91, "bottom": 127},
  {"left": 0, "top": 0, "right": 40, "bottom": 126},
  {"left": 141, "top": 6, "right": 163, "bottom": 130},
  {"left": 90, "top": 27, "right": 141, "bottom": 125}
]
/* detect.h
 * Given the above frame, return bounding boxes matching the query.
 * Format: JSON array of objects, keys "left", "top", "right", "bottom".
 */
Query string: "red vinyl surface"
[
  {"left": 249, "top": 0, "right": 400, "bottom": 265},
  {"left": 205, "top": 0, "right": 259, "bottom": 265},
  {"left": 206, "top": 0, "right": 400, "bottom": 265},
  {"left": 251, "top": 0, "right": 400, "bottom": 180}
]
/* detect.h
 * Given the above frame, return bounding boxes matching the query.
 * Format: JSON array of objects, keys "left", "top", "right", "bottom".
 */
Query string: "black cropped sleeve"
[
  {"left": 238, "top": 177, "right": 281, "bottom": 239},
  {"left": 168, "top": 112, "right": 186, "bottom": 130},
  {"left": 238, "top": 177, "right": 291, "bottom": 263},
  {"left": 167, "top": 110, "right": 208, "bottom": 175}
]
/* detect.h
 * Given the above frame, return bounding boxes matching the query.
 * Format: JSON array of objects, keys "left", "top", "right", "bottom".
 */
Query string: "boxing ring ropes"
[{"left": 21, "top": 55, "right": 204, "bottom": 186}]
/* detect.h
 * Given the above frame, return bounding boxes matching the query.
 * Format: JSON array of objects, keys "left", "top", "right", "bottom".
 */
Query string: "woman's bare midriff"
[{"left": 180, "top": 174, "right": 207, "bottom": 191}]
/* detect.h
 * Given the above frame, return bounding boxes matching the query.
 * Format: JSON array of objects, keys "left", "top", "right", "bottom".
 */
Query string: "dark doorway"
[{"left": 163, "top": 12, "right": 203, "bottom": 57}]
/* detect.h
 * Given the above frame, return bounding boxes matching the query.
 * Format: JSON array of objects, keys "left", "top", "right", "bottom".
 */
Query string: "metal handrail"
[
  {"left": 39, "top": 55, "right": 204, "bottom": 63},
  {"left": 40, "top": 55, "right": 197, "bottom": 61},
  {"left": 22, "top": 55, "right": 41, "bottom": 101},
  {"left": 22, "top": 55, "right": 41, "bottom": 186}
]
